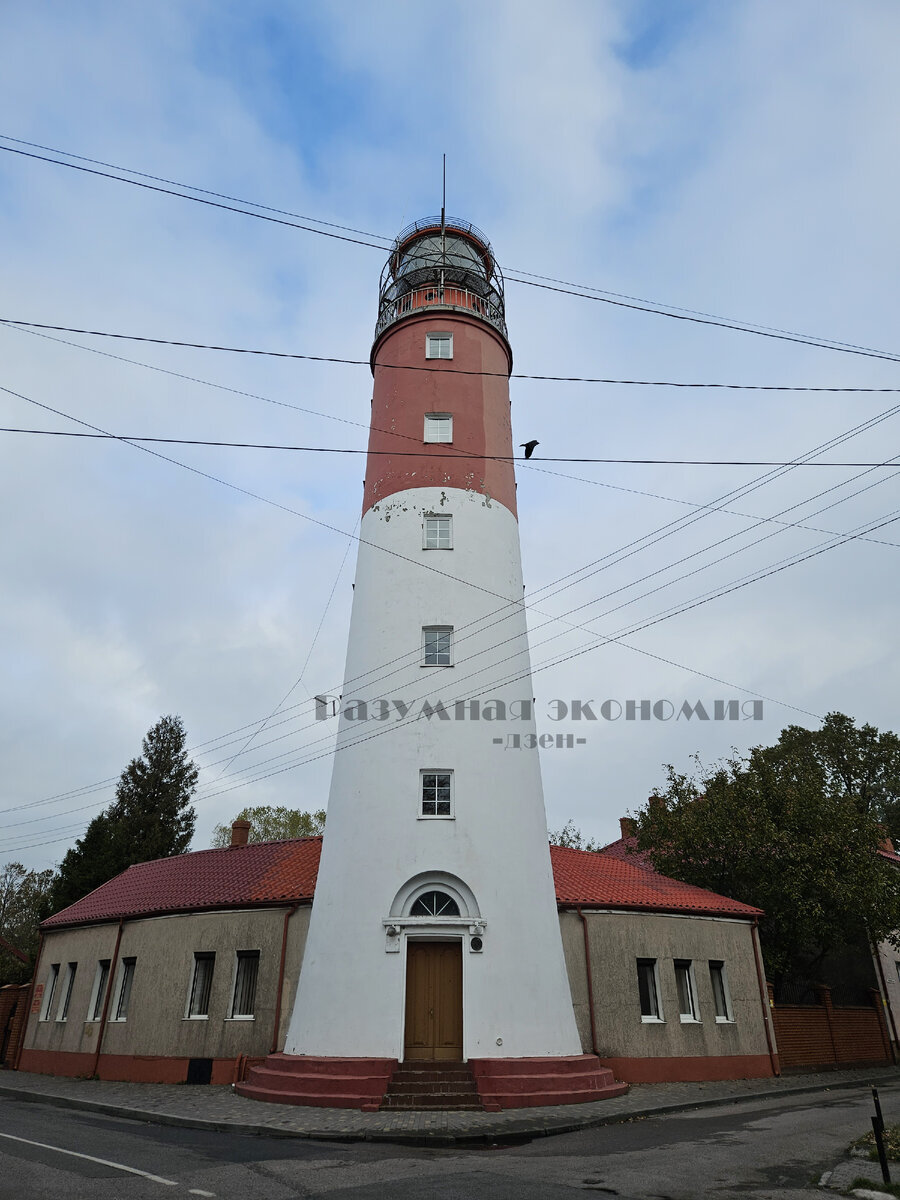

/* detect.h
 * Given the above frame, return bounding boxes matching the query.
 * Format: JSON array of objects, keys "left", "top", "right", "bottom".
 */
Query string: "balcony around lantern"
[{"left": 373, "top": 216, "right": 509, "bottom": 344}]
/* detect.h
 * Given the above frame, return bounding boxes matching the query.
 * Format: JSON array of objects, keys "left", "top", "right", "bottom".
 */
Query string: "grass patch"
[
  {"left": 852, "top": 1126, "right": 900, "bottom": 1162},
  {"left": 848, "top": 1176, "right": 900, "bottom": 1198}
]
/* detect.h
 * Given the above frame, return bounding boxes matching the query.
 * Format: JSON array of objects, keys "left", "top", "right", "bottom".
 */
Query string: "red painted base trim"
[
  {"left": 469, "top": 1054, "right": 628, "bottom": 1109},
  {"left": 236, "top": 1053, "right": 397, "bottom": 1110},
  {"left": 596, "top": 1053, "right": 777, "bottom": 1084},
  {"left": 17, "top": 1048, "right": 239, "bottom": 1085}
]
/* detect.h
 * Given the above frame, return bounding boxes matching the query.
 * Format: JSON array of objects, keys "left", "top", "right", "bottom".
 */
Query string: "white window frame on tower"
[
  {"left": 422, "top": 626, "right": 453, "bottom": 667},
  {"left": 423, "top": 514, "right": 452, "bottom": 550},
  {"left": 419, "top": 770, "right": 454, "bottom": 819},
  {"left": 709, "top": 960, "right": 733, "bottom": 1022},
  {"left": 425, "top": 332, "right": 453, "bottom": 360},
  {"left": 424, "top": 413, "right": 453, "bottom": 443},
  {"left": 636, "top": 958, "right": 663, "bottom": 1022}
]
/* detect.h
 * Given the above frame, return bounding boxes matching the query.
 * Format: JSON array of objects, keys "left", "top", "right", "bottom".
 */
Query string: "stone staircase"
[{"left": 379, "top": 1061, "right": 484, "bottom": 1111}]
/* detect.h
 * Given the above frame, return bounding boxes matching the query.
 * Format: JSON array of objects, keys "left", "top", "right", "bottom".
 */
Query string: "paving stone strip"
[{"left": 2, "top": 1066, "right": 899, "bottom": 1146}]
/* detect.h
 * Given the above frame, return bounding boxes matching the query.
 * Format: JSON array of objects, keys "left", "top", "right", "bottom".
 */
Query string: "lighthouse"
[{"left": 242, "top": 217, "right": 622, "bottom": 1109}]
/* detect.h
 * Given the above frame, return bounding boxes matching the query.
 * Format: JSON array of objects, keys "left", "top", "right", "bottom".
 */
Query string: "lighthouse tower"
[{"left": 245, "top": 217, "right": 621, "bottom": 1109}]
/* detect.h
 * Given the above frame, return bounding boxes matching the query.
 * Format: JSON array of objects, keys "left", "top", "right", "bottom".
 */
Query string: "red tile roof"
[
  {"left": 550, "top": 843, "right": 761, "bottom": 917},
  {"left": 42, "top": 834, "right": 760, "bottom": 929},
  {"left": 42, "top": 837, "right": 323, "bottom": 929}
]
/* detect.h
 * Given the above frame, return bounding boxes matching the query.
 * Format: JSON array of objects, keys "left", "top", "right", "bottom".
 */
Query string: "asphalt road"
[{"left": 2, "top": 1083, "right": 899, "bottom": 1199}]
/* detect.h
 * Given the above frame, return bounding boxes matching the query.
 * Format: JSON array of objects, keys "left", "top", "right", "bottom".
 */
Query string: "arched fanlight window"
[{"left": 410, "top": 890, "right": 460, "bottom": 917}]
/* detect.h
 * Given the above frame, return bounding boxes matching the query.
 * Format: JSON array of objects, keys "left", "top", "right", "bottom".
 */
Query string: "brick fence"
[
  {"left": 0, "top": 983, "right": 30, "bottom": 1069},
  {"left": 769, "top": 983, "right": 893, "bottom": 1071}
]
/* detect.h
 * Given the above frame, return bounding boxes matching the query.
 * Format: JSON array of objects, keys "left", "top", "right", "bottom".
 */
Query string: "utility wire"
[
  {"left": 3, "top": 427, "right": 896, "bottom": 467},
  {"left": 3, "top": 135, "right": 899, "bottom": 364},
  {"left": 4, "top": 316, "right": 900, "bottom": 387},
  {"left": 5, "top": 378, "right": 895, "bottom": 816}
]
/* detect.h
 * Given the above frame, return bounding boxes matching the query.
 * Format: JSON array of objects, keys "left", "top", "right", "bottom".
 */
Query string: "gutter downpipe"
[
  {"left": 576, "top": 907, "right": 600, "bottom": 1056},
  {"left": 871, "top": 936, "right": 900, "bottom": 1062},
  {"left": 270, "top": 904, "right": 301, "bottom": 1054},
  {"left": 90, "top": 918, "right": 124, "bottom": 1079},
  {"left": 751, "top": 917, "right": 780, "bottom": 1077},
  {"left": 13, "top": 932, "right": 43, "bottom": 1071}
]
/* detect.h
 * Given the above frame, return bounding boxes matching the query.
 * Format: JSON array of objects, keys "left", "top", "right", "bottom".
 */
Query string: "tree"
[
  {"left": 210, "top": 806, "right": 326, "bottom": 847},
  {"left": 49, "top": 715, "right": 198, "bottom": 914},
  {"left": 632, "top": 713, "right": 900, "bottom": 981},
  {"left": 0, "top": 862, "right": 55, "bottom": 984},
  {"left": 548, "top": 819, "right": 603, "bottom": 851}
]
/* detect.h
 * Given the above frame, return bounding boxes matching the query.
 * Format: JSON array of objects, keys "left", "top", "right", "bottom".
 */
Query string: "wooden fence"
[{"left": 769, "top": 983, "right": 893, "bottom": 1071}]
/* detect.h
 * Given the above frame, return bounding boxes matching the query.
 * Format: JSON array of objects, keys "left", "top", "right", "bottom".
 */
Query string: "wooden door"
[{"left": 404, "top": 941, "right": 463, "bottom": 1060}]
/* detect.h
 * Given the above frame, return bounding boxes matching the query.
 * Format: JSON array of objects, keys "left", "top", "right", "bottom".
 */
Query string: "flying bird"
[{"left": 520, "top": 440, "right": 539, "bottom": 459}]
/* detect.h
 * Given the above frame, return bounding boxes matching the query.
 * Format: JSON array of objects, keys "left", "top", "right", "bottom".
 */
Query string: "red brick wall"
[{"left": 0, "top": 984, "right": 30, "bottom": 1068}]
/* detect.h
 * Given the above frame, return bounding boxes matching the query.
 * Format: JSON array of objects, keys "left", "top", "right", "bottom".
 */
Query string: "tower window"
[
  {"left": 423, "top": 626, "right": 452, "bottom": 666},
  {"left": 57, "top": 963, "right": 77, "bottom": 1022},
  {"left": 421, "top": 770, "right": 453, "bottom": 818},
  {"left": 410, "top": 890, "right": 460, "bottom": 917},
  {"left": 426, "top": 332, "right": 453, "bottom": 360},
  {"left": 709, "top": 961, "right": 733, "bottom": 1022},
  {"left": 424, "top": 413, "right": 453, "bottom": 443},
  {"left": 423, "top": 514, "right": 452, "bottom": 549}
]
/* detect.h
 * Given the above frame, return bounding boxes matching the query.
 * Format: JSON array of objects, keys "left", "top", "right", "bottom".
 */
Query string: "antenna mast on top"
[{"left": 440, "top": 153, "right": 446, "bottom": 302}]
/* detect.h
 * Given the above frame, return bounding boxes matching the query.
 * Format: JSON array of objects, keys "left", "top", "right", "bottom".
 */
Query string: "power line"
[
  {"left": 0, "top": 132, "right": 394, "bottom": 244},
  {"left": 4, "top": 135, "right": 900, "bottom": 365},
  {"left": 4, "top": 316, "right": 900, "bottom": 387},
  {"left": 0, "top": 143, "right": 387, "bottom": 251},
  {"left": 5, "top": 374, "right": 894, "bottom": 817},
  {"left": 5, "top": 319, "right": 898, "bottom": 552},
  {"left": 3, "top": 427, "right": 896, "bottom": 467}
]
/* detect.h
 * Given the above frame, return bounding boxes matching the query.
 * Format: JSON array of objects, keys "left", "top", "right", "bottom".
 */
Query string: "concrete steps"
[
  {"left": 236, "top": 1054, "right": 396, "bottom": 1110},
  {"left": 380, "top": 1061, "right": 484, "bottom": 1111},
  {"left": 470, "top": 1055, "right": 629, "bottom": 1109}
]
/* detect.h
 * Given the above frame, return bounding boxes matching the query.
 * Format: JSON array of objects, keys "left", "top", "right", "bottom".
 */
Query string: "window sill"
[
  {"left": 715, "top": 1016, "right": 734, "bottom": 1024},
  {"left": 418, "top": 814, "right": 454, "bottom": 821},
  {"left": 679, "top": 1015, "right": 701, "bottom": 1024},
  {"left": 640, "top": 1015, "right": 664, "bottom": 1024},
  {"left": 421, "top": 663, "right": 453, "bottom": 668},
  {"left": 108, "top": 1018, "right": 128, "bottom": 1024},
  {"left": 225, "top": 1015, "right": 255, "bottom": 1022},
  {"left": 183, "top": 1015, "right": 210, "bottom": 1022}
]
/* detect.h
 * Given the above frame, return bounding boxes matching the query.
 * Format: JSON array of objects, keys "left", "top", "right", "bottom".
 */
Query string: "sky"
[{"left": 2, "top": 0, "right": 899, "bottom": 872}]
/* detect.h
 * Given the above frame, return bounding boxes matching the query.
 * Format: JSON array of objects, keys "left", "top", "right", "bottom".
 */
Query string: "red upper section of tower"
[{"left": 363, "top": 218, "right": 517, "bottom": 519}]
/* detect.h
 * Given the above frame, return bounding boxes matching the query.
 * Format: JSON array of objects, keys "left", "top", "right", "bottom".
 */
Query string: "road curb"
[{"left": 1, "top": 1074, "right": 898, "bottom": 1147}]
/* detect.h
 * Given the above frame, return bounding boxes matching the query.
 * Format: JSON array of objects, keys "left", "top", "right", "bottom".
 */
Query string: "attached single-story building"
[{"left": 17, "top": 821, "right": 778, "bottom": 1097}]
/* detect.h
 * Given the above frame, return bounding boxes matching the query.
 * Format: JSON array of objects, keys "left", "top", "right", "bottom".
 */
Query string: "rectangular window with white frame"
[
  {"left": 423, "top": 514, "right": 452, "bottom": 550},
  {"left": 422, "top": 626, "right": 452, "bottom": 667},
  {"left": 709, "top": 960, "right": 733, "bottom": 1022},
  {"left": 674, "top": 959, "right": 700, "bottom": 1022},
  {"left": 420, "top": 770, "right": 453, "bottom": 818},
  {"left": 110, "top": 957, "right": 136, "bottom": 1022},
  {"left": 424, "top": 413, "right": 453, "bottom": 443},
  {"left": 230, "top": 951, "right": 260, "bottom": 1019},
  {"left": 57, "top": 962, "right": 77, "bottom": 1021},
  {"left": 40, "top": 963, "right": 60, "bottom": 1021},
  {"left": 87, "top": 959, "right": 111, "bottom": 1022},
  {"left": 425, "top": 332, "right": 453, "bottom": 360},
  {"left": 636, "top": 958, "right": 663, "bottom": 1021},
  {"left": 186, "top": 952, "right": 216, "bottom": 1019}
]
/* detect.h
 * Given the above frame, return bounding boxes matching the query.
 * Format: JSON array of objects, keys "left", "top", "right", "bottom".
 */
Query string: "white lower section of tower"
[{"left": 284, "top": 487, "right": 582, "bottom": 1059}]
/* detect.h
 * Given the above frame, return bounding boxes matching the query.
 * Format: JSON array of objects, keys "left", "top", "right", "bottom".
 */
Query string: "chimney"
[
  {"left": 230, "top": 819, "right": 251, "bottom": 848},
  {"left": 619, "top": 816, "right": 636, "bottom": 840}
]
